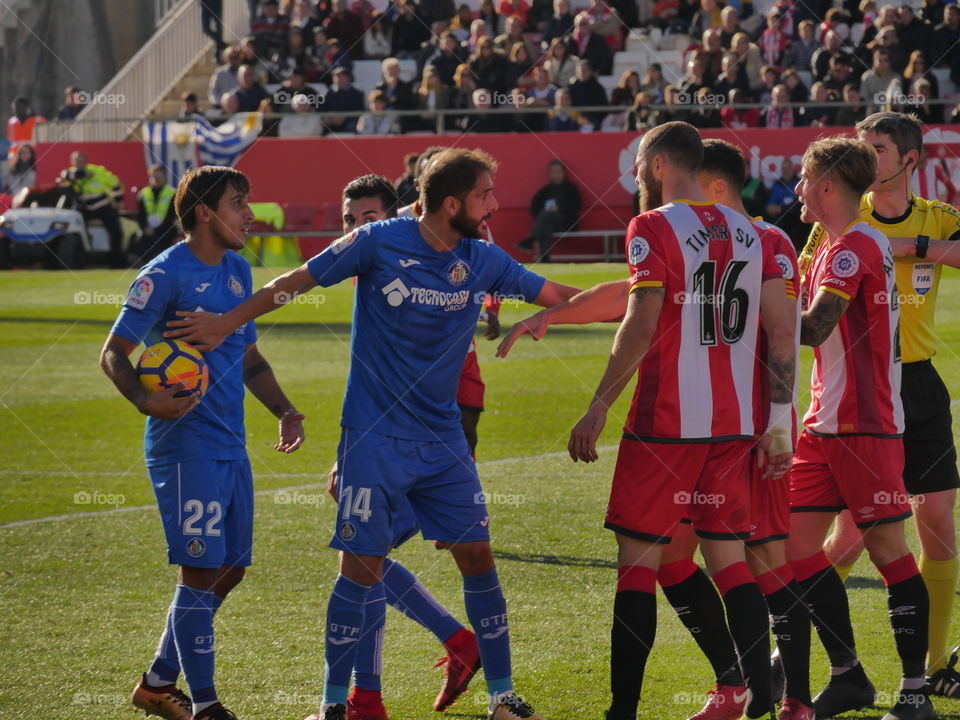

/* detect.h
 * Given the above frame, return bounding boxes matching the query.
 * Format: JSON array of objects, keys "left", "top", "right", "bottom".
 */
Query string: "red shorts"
[
  {"left": 457, "top": 341, "right": 485, "bottom": 411},
  {"left": 788, "top": 431, "right": 911, "bottom": 527},
  {"left": 747, "top": 457, "right": 790, "bottom": 546},
  {"left": 606, "top": 437, "right": 753, "bottom": 543}
]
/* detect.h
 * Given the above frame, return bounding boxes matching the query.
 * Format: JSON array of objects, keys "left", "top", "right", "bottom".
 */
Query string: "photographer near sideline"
[{"left": 58, "top": 151, "right": 126, "bottom": 268}]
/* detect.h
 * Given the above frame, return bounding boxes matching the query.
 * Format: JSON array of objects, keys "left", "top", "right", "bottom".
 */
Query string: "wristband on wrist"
[
  {"left": 768, "top": 401, "right": 793, "bottom": 433},
  {"left": 916, "top": 234, "right": 930, "bottom": 259}
]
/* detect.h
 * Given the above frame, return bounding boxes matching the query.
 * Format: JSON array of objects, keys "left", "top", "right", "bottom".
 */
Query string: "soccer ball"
[{"left": 136, "top": 339, "right": 209, "bottom": 398}]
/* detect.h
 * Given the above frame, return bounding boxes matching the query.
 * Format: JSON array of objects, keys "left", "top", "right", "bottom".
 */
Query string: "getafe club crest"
[
  {"left": 447, "top": 260, "right": 471, "bottom": 286},
  {"left": 228, "top": 275, "right": 244, "bottom": 297}
]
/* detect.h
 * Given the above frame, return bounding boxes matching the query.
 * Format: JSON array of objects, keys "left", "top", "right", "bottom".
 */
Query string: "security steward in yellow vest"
[
  {"left": 58, "top": 150, "right": 125, "bottom": 267},
  {"left": 135, "top": 164, "right": 178, "bottom": 266}
]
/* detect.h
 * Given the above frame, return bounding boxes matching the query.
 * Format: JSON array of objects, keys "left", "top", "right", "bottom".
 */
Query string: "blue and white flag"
[
  {"left": 142, "top": 120, "right": 197, "bottom": 188},
  {"left": 195, "top": 113, "right": 262, "bottom": 167}
]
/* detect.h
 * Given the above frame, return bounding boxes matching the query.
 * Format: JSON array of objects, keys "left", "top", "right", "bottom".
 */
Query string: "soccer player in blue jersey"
[
  {"left": 100, "top": 166, "right": 305, "bottom": 720},
  {"left": 165, "top": 148, "right": 579, "bottom": 720}
]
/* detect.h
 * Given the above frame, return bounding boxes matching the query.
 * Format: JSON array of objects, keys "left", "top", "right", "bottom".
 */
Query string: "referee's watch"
[{"left": 916, "top": 234, "right": 930, "bottom": 258}]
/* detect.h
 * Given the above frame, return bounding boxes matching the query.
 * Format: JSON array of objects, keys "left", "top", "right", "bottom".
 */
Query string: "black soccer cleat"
[
  {"left": 193, "top": 704, "right": 239, "bottom": 720},
  {"left": 881, "top": 689, "right": 936, "bottom": 720},
  {"left": 813, "top": 667, "right": 876, "bottom": 719},
  {"left": 925, "top": 646, "right": 960, "bottom": 699}
]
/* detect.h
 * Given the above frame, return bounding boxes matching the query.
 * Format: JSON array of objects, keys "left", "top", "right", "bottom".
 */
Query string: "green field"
[{"left": 0, "top": 265, "right": 958, "bottom": 720}]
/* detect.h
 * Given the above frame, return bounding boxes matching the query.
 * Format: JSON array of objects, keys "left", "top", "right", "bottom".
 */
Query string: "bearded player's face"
[
  {"left": 635, "top": 150, "right": 662, "bottom": 212},
  {"left": 450, "top": 171, "right": 497, "bottom": 239}
]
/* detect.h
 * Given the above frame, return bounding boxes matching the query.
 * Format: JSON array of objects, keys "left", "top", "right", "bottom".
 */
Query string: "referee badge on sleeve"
[{"left": 912, "top": 262, "right": 935, "bottom": 295}]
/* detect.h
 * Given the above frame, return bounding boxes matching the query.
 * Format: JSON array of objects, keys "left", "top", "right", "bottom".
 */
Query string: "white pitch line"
[{"left": 0, "top": 446, "right": 616, "bottom": 530}]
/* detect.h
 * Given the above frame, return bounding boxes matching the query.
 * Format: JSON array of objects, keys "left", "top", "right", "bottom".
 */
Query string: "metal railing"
[{"left": 66, "top": 0, "right": 249, "bottom": 142}]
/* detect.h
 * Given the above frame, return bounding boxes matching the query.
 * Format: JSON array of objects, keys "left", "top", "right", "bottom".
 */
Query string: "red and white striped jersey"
[
  {"left": 752, "top": 218, "right": 801, "bottom": 442},
  {"left": 800, "top": 221, "right": 903, "bottom": 436},
  {"left": 625, "top": 200, "right": 782, "bottom": 441}
]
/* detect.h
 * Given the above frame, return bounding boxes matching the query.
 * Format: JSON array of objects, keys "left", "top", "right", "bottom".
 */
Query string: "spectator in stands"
[
  {"left": 356, "top": 90, "right": 401, "bottom": 134},
  {"left": 416, "top": 66, "right": 454, "bottom": 130},
  {"left": 470, "top": 38, "right": 509, "bottom": 94},
  {"left": 904, "top": 77, "right": 941, "bottom": 122},
  {"left": 496, "top": 15, "right": 537, "bottom": 59},
  {"left": 763, "top": 83, "right": 795, "bottom": 127},
  {"left": 276, "top": 67, "right": 322, "bottom": 111},
  {"left": 766, "top": 156, "right": 803, "bottom": 243},
  {"left": 219, "top": 91, "right": 241, "bottom": 119},
  {"left": 896, "top": 5, "right": 930, "bottom": 60},
  {"left": 58, "top": 151, "right": 124, "bottom": 267},
  {"left": 278, "top": 93, "right": 324, "bottom": 136},
  {"left": 209, "top": 46, "right": 242, "bottom": 108},
  {"left": 569, "top": 58, "right": 608, "bottom": 126},
  {"left": 824, "top": 54, "right": 854, "bottom": 94},
  {"left": 720, "top": 87, "right": 761, "bottom": 127},
  {"left": 234, "top": 65, "right": 271, "bottom": 111},
  {"left": 238, "top": 35, "right": 260, "bottom": 65},
  {"left": 548, "top": 88, "right": 589, "bottom": 130},
  {"left": 449, "top": 4, "right": 475, "bottom": 41},
  {"left": 782, "top": 68, "right": 809, "bottom": 103},
  {"left": 57, "top": 86, "right": 85, "bottom": 121},
  {"left": 523, "top": 66, "right": 557, "bottom": 129},
  {"left": 585, "top": 0, "right": 623, "bottom": 51},
  {"left": 719, "top": 6, "right": 741, "bottom": 48},
  {"left": 517, "top": 159, "right": 581, "bottom": 261},
  {"left": 624, "top": 91, "right": 655, "bottom": 130},
  {"left": 452, "top": 62, "right": 480, "bottom": 124},
  {"left": 732, "top": 32, "right": 764, "bottom": 92},
  {"left": 201, "top": 0, "right": 227, "bottom": 56},
  {"left": 688, "top": 87, "right": 722, "bottom": 127},
  {"left": 649, "top": 0, "right": 681, "bottom": 31},
  {"left": 310, "top": 28, "right": 335, "bottom": 76},
  {"left": 811, "top": 30, "right": 849, "bottom": 81},
  {"left": 506, "top": 43, "right": 538, "bottom": 89},
  {"left": 714, "top": 53, "right": 749, "bottom": 97},
  {"left": 611, "top": 70, "right": 641, "bottom": 106},
  {"left": 6, "top": 97, "right": 44, "bottom": 162},
  {"left": 815, "top": 7, "right": 843, "bottom": 43},
  {"left": 651, "top": 84, "right": 688, "bottom": 124},
  {"left": 478, "top": 0, "right": 500, "bottom": 38},
  {"left": 933, "top": 4, "right": 960, "bottom": 70},
  {"left": 866, "top": 25, "right": 907, "bottom": 73},
  {"left": 569, "top": 13, "right": 612, "bottom": 75},
  {"left": 468, "top": 18, "right": 491, "bottom": 52},
  {"left": 784, "top": 20, "right": 818, "bottom": 71},
  {"left": 428, "top": 32, "right": 467, "bottom": 85},
  {"left": 290, "top": 0, "right": 322, "bottom": 37},
  {"left": 376, "top": 57, "right": 416, "bottom": 128},
  {"left": 178, "top": 92, "right": 201, "bottom": 119},
  {"left": 252, "top": 0, "right": 290, "bottom": 58},
  {"left": 741, "top": 163, "right": 768, "bottom": 218},
  {"left": 689, "top": 0, "right": 722, "bottom": 38},
  {"left": 903, "top": 50, "right": 939, "bottom": 98},
  {"left": 919, "top": 0, "right": 942, "bottom": 26},
  {"left": 680, "top": 55, "right": 711, "bottom": 100},
  {"left": 834, "top": 83, "right": 867, "bottom": 124},
  {"left": 543, "top": 0, "right": 575, "bottom": 46},
  {"left": 700, "top": 29, "right": 724, "bottom": 84},
  {"left": 4, "top": 143, "right": 36, "bottom": 196},
  {"left": 498, "top": 0, "right": 531, "bottom": 27},
  {"left": 414, "top": 20, "right": 450, "bottom": 72},
  {"left": 417, "top": 0, "right": 454, "bottom": 25},
  {"left": 257, "top": 95, "right": 282, "bottom": 136},
  {"left": 861, "top": 47, "right": 899, "bottom": 111},
  {"left": 323, "top": 0, "right": 365, "bottom": 58},
  {"left": 277, "top": 28, "right": 318, "bottom": 79},
  {"left": 759, "top": 11, "right": 790, "bottom": 66},
  {"left": 640, "top": 63, "right": 668, "bottom": 104},
  {"left": 363, "top": 13, "right": 392, "bottom": 58},
  {"left": 545, "top": 37, "right": 579, "bottom": 87},
  {"left": 469, "top": 89, "right": 506, "bottom": 131},
  {"left": 323, "top": 67, "right": 365, "bottom": 132},
  {"left": 134, "top": 164, "right": 178, "bottom": 266},
  {"left": 800, "top": 81, "right": 836, "bottom": 125}
]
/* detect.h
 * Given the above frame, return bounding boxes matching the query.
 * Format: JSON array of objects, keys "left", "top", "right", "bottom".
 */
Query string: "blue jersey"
[
  {"left": 111, "top": 242, "right": 257, "bottom": 466},
  {"left": 307, "top": 216, "right": 545, "bottom": 441}
]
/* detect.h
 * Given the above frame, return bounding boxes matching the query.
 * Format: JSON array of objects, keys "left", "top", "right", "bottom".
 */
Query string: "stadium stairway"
[{"left": 151, "top": 54, "right": 221, "bottom": 117}]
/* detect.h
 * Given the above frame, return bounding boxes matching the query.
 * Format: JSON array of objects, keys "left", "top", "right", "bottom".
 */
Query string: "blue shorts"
[
  {"left": 331, "top": 428, "right": 490, "bottom": 556},
  {"left": 148, "top": 457, "right": 254, "bottom": 569}
]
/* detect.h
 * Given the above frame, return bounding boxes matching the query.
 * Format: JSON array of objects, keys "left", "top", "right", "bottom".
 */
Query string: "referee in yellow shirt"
[{"left": 800, "top": 112, "right": 960, "bottom": 699}]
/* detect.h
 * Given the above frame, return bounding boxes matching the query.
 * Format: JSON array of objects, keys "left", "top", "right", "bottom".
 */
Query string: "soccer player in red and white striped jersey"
[
  {"left": 786, "top": 137, "right": 935, "bottom": 720},
  {"left": 567, "top": 123, "right": 797, "bottom": 720}
]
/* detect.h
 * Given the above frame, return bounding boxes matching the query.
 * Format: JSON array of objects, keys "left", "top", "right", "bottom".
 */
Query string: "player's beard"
[
  {"left": 638, "top": 167, "right": 662, "bottom": 212},
  {"left": 212, "top": 216, "right": 245, "bottom": 250},
  {"left": 450, "top": 206, "right": 485, "bottom": 239}
]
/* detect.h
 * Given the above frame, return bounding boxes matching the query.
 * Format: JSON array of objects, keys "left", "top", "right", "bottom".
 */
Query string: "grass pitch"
[{"left": 0, "top": 264, "right": 958, "bottom": 719}]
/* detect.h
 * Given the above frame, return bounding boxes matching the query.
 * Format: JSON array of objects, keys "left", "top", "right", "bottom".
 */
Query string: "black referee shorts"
[{"left": 902, "top": 359, "right": 960, "bottom": 495}]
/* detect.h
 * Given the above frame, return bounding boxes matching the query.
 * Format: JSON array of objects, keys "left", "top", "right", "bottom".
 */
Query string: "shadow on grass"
[{"left": 494, "top": 550, "right": 616, "bottom": 569}]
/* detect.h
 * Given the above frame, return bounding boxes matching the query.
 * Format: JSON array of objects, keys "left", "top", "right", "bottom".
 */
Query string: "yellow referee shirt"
[{"left": 799, "top": 193, "right": 960, "bottom": 364}]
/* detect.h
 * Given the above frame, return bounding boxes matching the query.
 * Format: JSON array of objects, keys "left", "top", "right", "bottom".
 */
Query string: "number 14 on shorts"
[{"left": 341, "top": 486, "right": 372, "bottom": 522}]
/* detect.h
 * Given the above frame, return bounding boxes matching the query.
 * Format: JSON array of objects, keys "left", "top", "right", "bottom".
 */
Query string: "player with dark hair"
[
  {"left": 100, "top": 166, "right": 305, "bottom": 720},
  {"left": 789, "top": 137, "right": 935, "bottom": 720},
  {"left": 328, "top": 173, "right": 482, "bottom": 720},
  {"left": 164, "top": 148, "right": 581, "bottom": 720},
  {"left": 808, "top": 112, "right": 960, "bottom": 701}
]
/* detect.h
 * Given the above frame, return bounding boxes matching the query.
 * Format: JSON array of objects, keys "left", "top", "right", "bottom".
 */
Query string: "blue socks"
[
  {"left": 353, "top": 581, "right": 386, "bottom": 691},
  {"left": 147, "top": 592, "right": 223, "bottom": 687},
  {"left": 463, "top": 567, "right": 512, "bottom": 695},
  {"left": 381, "top": 557, "right": 463, "bottom": 643},
  {"left": 323, "top": 574, "right": 372, "bottom": 706},
  {"left": 170, "top": 584, "right": 219, "bottom": 713}
]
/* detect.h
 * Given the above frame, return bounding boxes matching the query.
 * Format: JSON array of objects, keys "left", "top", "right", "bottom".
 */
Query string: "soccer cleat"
[
  {"left": 131, "top": 674, "right": 192, "bottom": 720},
  {"left": 812, "top": 669, "right": 875, "bottom": 719},
  {"left": 433, "top": 627, "right": 481, "bottom": 711},
  {"left": 688, "top": 684, "right": 750, "bottom": 720},
  {"left": 881, "top": 690, "right": 936, "bottom": 720},
  {"left": 488, "top": 692, "right": 542, "bottom": 719},
  {"left": 305, "top": 705, "right": 348, "bottom": 720},
  {"left": 778, "top": 698, "right": 815, "bottom": 720},
  {"left": 193, "top": 704, "right": 239, "bottom": 720},
  {"left": 925, "top": 646, "right": 960, "bottom": 699},
  {"left": 347, "top": 687, "right": 388, "bottom": 720}
]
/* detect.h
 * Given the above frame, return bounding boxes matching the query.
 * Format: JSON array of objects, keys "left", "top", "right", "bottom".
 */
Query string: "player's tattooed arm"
[
  {"left": 99, "top": 333, "right": 200, "bottom": 419},
  {"left": 801, "top": 290, "right": 849, "bottom": 347},
  {"left": 759, "top": 277, "right": 796, "bottom": 405},
  {"left": 243, "top": 343, "right": 305, "bottom": 453}
]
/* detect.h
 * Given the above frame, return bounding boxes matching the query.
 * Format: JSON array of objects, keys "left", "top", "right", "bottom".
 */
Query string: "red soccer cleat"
[
  {"left": 347, "top": 687, "right": 388, "bottom": 720},
  {"left": 433, "top": 627, "right": 482, "bottom": 711},
  {"left": 688, "top": 684, "right": 750, "bottom": 720},
  {"left": 778, "top": 698, "right": 815, "bottom": 720}
]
